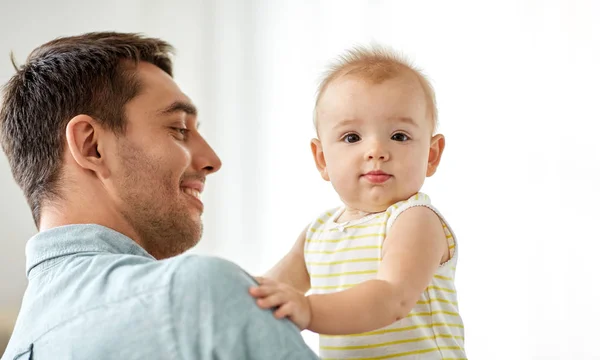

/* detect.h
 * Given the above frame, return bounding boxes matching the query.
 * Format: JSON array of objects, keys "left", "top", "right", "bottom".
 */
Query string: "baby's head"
[{"left": 311, "top": 45, "right": 445, "bottom": 213}]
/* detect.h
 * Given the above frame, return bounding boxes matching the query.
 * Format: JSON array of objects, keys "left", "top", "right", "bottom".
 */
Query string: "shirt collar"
[{"left": 25, "top": 224, "right": 155, "bottom": 278}]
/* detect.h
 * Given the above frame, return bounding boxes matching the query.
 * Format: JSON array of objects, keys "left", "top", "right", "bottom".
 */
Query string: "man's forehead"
[
  {"left": 135, "top": 62, "right": 182, "bottom": 95},
  {"left": 133, "top": 62, "right": 195, "bottom": 112}
]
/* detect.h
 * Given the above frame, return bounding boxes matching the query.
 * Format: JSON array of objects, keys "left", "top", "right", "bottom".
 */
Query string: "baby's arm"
[
  {"left": 263, "top": 227, "right": 311, "bottom": 294},
  {"left": 251, "top": 206, "right": 449, "bottom": 334},
  {"left": 307, "top": 206, "right": 449, "bottom": 334}
]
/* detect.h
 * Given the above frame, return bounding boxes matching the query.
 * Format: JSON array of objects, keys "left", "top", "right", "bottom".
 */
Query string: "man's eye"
[
  {"left": 391, "top": 133, "right": 410, "bottom": 142},
  {"left": 343, "top": 133, "right": 361, "bottom": 143},
  {"left": 172, "top": 127, "right": 189, "bottom": 139}
]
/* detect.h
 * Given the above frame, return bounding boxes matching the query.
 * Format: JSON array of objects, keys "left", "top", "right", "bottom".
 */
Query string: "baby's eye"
[
  {"left": 343, "top": 133, "right": 361, "bottom": 143},
  {"left": 391, "top": 133, "right": 410, "bottom": 142}
]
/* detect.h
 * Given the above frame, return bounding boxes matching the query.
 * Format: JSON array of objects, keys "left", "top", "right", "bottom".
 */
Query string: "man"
[{"left": 0, "top": 32, "right": 318, "bottom": 359}]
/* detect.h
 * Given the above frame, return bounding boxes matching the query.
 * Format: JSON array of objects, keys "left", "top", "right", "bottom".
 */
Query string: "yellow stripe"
[
  {"left": 309, "top": 222, "right": 386, "bottom": 233},
  {"left": 321, "top": 334, "right": 464, "bottom": 350},
  {"left": 416, "top": 298, "right": 458, "bottom": 306},
  {"left": 321, "top": 323, "right": 464, "bottom": 338},
  {"left": 449, "top": 244, "right": 456, "bottom": 249},
  {"left": 446, "top": 234, "right": 453, "bottom": 239},
  {"left": 427, "top": 285, "right": 456, "bottom": 293},
  {"left": 313, "top": 284, "right": 460, "bottom": 294},
  {"left": 305, "top": 245, "right": 380, "bottom": 255},
  {"left": 415, "top": 193, "right": 419, "bottom": 200},
  {"left": 306, "top": 258, "right": 380, "bottom": 266},
  {"left": 308, "top": 227, "right": 337, "bottom": 233},
  {"left": 326, "top": 211, "right": 333, "bottom": 217},
  {"left": 317, "top": 218, "right": 325, "bottom": 224},
  {"left": 311, "top": 283, "right": 355, "bottom": 291},
  {"left": 390, "top": 201, "right": 408, "bottom": 210},
  {"left": 306, "top": 233, "right": 384, "bottom": 243},
  {"left": 311, "top": 269, "right": 378, "bottom": 278},
  {"left": 406, "top": 310, "right": 460, "bottom": 318},
  {"left": 434, "top": 274, "right": 453, "bottom": 281},
  {"left": 321, "top": 346, "right": 463, "bottom": 360},
  {"left": 348, "top": 222, "right": 386, "bottom": 229}
]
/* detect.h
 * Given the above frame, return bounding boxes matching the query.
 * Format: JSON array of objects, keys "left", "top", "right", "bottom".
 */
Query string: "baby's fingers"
[
  {"left": 256, "top": 293, "right": 287, "bottom": 310},
  {"left": 249, "top": 284, "right": 276, "bottom": 298},
  {"left": 273, "top": 301, "right": 296, "bottom": 319},
  {"left": 254, "top": 276, "right": 275, "bottom": 285}
]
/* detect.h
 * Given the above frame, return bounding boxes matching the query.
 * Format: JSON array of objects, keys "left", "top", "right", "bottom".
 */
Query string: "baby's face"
[{"left": 313, "top": 73, "right": 439, "bottom": 213}]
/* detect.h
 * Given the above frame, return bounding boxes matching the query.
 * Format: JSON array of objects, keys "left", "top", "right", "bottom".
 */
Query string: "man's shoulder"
[
  {"left": 163, "top": 255, "right": 260, "bottom": 344},
  {"left": 93, "top": 254, "right": 254, "bottom": 307},
  {"left": 165, "top": 254, "right": 257, "bottom": 295}
]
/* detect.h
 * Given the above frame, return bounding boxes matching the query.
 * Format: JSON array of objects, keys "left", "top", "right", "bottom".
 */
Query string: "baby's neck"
[{"left": 337, "top": 207, "right": 382, "bottom": 223}]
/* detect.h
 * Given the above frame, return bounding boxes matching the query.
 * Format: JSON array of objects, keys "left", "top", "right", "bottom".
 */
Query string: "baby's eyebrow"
[
  {"left": 389, "top": 116, "right": 418, "bottom": 127},
  {"left": 332, "top": 118, "right": 360, "bottom": 130}
]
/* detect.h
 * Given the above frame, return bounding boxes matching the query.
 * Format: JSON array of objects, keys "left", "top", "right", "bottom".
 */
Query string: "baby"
[{"left": 250, "top": 45, "right": 466, "bottom": 359}]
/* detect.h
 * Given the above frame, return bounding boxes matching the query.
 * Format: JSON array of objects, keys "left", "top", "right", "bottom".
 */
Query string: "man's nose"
[{"left": 191, "top": 135, "right": 222, "bottom": 174}]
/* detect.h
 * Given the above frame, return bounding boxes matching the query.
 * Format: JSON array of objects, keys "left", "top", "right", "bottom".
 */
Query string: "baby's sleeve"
[{"left": 385, "top": 193, "right": 435, "bottom": 233}]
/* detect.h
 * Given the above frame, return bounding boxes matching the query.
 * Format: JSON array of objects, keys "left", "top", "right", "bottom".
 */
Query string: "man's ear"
[
  {"left": 65, "top": 115, "right": 110, "bottom": 179},
  {"left": 426, "top": 134, "right": 445, "bottom": 177},
  {"left": 311, "top": 138, "right": 329, "bottom": 181}
]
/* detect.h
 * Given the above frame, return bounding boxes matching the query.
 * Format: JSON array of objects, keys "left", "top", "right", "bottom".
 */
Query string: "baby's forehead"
[
  {"left": 319, "top": 75, "right": 426, "bottom": 113},
  {"left": 328, "top": 69, "right": 423, "bottom": 93},
  {"left": 315, "top": 72, "right": 435, "bottom": 132}
]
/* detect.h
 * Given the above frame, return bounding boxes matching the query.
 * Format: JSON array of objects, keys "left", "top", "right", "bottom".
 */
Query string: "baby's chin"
[{"left": 337, "top": 184, "right": 419, "bottom": 212}]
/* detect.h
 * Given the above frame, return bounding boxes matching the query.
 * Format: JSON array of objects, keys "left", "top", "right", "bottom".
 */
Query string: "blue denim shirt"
[{"left": 2, "top": 224, "right": 318, "bottom": 360}]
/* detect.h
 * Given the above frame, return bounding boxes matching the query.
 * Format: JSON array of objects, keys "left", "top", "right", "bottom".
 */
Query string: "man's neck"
[{"left": 39, "top": 200, "right": 142, "bottom": 249}]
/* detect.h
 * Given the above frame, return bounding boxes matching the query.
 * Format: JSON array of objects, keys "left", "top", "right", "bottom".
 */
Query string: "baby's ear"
[
  {"left": 311, "top": 138, "right": 330, "bottom": 181},
  {"left": 426, "top": 134, "right": 445, "bottom": 177}
]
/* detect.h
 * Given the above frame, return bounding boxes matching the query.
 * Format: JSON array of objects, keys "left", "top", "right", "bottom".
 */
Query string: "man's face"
[{"left": 105, "top": 62, "right": 221, "bottom": 259}]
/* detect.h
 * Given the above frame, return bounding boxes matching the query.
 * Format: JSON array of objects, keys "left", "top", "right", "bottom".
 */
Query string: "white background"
[{"left": 1, "top": 0, "right": 598, "bottom": 358}]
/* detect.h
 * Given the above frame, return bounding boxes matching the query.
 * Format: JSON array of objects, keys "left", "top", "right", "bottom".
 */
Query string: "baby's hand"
[{"left": 249, "top": 277, "right": 311, "bottom": 330}]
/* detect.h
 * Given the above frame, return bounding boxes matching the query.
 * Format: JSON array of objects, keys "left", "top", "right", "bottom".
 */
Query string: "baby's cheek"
[
  {"left": 330, "top": 176, "right": 356, "bottom": 198},
  {"left": 409, "top": 165, "right": 429, "bottom": 189}
]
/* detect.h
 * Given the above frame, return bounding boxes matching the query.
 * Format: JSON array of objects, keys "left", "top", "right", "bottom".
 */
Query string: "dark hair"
[{"left": 0, "top": 32, "right": 175, "bottom": 227}]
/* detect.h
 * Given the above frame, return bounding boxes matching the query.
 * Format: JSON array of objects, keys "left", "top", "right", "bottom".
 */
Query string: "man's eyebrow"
[{"left": 157, "top": 101, "right": 198, "bottom": 117}]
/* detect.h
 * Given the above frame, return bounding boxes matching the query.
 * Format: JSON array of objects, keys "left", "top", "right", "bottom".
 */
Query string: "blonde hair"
[{"left": 314, "top": 44, "right": 438, "bottom": 132}]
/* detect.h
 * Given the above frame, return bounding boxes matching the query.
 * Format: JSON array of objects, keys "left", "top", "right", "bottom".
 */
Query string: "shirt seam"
[
  {"left": 167, "top": 271, "right": 184, "bottom": 360},
  {"left": 27, "top": 257, "right": 68, "bottom": 279}
]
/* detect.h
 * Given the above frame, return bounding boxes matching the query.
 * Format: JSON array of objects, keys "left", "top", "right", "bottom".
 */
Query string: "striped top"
[{"left": 304, "top": 193, "right": 466, "bottom": 359}]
